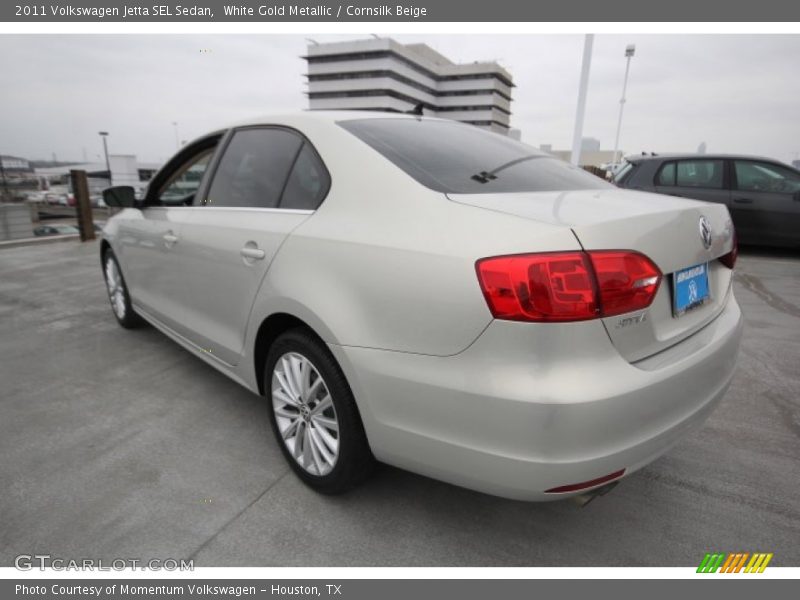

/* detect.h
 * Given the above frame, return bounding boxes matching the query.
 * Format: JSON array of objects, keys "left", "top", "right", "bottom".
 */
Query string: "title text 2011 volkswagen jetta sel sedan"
[{"left": 100, "top": 112, "right": 742, "bottom": 501}]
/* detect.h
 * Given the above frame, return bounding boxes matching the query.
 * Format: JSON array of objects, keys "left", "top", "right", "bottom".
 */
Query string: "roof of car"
[
  {"left": 626, "top": 153, "right": 787, "bottom": 165},
  {"left": 229, "top": 110, "right": 444, "bottom": 129}
]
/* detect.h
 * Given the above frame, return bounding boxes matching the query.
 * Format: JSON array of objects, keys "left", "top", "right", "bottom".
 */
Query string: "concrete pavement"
[{"left": 1, "top": 240, "right": 798, "bottom": 566}]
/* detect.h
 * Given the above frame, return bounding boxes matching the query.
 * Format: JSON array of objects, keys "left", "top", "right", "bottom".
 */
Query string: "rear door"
[
  {"left": 653, "top": 158, "right": 731, "bottom": 209},
  {"left": 175, "top": 126, "right": 330, "bottom": 366},
  {"left": 730, "top": 159, "right": 800, "bottom": 245}
]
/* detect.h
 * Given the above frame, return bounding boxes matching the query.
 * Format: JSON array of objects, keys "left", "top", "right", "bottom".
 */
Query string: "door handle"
[
  {"left": 162, "top": 233, "right": 179, "bottom": 245},
  {"left": 240, "top": 247, "right": 266, "bottom": 260},
  {"left": 732, "top": 198, "right": 753, "bottom": 204}
]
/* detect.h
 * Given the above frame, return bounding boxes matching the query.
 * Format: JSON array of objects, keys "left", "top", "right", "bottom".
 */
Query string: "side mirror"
[{"left": 102, "top": 186, "right": 137, "bottom": 208}]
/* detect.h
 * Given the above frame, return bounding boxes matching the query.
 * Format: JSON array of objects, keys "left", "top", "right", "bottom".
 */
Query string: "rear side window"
[
  {"left": 339, "top": 118, "right": 611, "bottom": 194},
  {"left": 655, "top": 162, "right": 676, "bottom": 186},
  {"left": 206, "top": 128, "right": 303, "bottom": 208},
  {"left": 280, "top": 143, "right": 330, "bottom": 210},
  {"left": 677, "top": 160, "right": 723, "bottom": 188}
]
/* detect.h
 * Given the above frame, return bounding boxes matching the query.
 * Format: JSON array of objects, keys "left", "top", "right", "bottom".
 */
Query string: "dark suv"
[{"left": 614, "top": 154, "right": 800, "bottom": 247}]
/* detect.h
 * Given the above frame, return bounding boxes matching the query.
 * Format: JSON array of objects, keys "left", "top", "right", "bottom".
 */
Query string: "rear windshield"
[{"left": 338, "top": 118, "right": 612, "bottom": 194}]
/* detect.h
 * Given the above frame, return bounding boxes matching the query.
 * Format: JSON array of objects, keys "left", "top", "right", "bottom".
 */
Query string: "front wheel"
[
  {"left": 102, "top": 249, "right": 143, "bottom": 329},
  {"left": 265, "top": 328, "right": 374, "bottom": 494}
]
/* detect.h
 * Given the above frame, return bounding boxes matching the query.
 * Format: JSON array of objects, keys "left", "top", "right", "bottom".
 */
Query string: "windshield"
[
  {"left": 338, "top": 118, "right": 612, "bottom": 194},
  {"left": 613, "top": 161, "right": 634, "bottom": 184}
]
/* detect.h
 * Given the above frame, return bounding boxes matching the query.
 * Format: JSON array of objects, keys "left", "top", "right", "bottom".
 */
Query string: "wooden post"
[{"left": 70, "top": 169, "right": 95, "bottom": 242}]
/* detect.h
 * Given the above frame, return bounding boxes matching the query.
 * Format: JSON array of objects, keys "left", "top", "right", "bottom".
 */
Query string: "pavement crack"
[
  {"left": 186, "top": 469, "right": 290, "bottom": 562},
  {"left": 735, "top": 272, "right": 800, "bottom": 319}
]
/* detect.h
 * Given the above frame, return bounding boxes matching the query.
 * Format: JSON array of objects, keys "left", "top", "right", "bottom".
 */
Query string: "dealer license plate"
[{"left": 673, "top": 263, "right": 710, "bottom": 316}]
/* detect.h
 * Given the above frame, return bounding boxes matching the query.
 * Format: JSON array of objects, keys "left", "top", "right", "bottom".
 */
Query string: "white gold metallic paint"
[{"left": 102, "top": 112, "right": 742, "bottom": 501}]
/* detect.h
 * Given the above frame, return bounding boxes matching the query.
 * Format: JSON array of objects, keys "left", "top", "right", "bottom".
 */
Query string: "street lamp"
[
  {"left": 98, "top": 131, "right": 112, "bottom": 187},
  {"left": 611, "top": 44, "right": 636, "bottom": 166}
]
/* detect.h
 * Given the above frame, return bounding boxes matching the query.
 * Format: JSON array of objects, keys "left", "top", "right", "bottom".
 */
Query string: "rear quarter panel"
[{"left": 244, "top": 118, "right": 582, "bottom": 358}]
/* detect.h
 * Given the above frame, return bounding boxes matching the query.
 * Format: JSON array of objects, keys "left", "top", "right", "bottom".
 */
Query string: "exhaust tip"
[{"left": 571, "top": 481, "right": 620, "bottom": 508}]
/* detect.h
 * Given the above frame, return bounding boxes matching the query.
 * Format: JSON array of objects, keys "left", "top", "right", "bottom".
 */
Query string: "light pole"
[
  {"left": 172, "top": 122, "right": 180, "bottom": 150},
  {"left": 98, "top": 131, "right": 112, "bottom": 187},
  {"left": 570, "top": 34, "right": 594, "bottom": 166},
  {"left": 611, "top": 44, "right": 636, "bottom": 166},
  {"left": 0, "top": 155, "right": 9, "bottom": 200}
]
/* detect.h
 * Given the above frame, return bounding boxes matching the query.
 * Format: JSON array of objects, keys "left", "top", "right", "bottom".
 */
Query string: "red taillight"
[
  {"left": 475, "top": 252, "right": 599, "bottom": 322},
  {"left": 476, "top": 250, "right": 661, "bottom": 322},
  {"left": 719, "top": 230, "right": 738, "bottom": 269},
  {"left": 589, "top": 251, "right": 662, "bottom": 318}
]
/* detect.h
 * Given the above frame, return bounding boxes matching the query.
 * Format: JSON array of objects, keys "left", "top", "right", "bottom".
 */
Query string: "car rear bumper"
[{"left": 330, "top": 293, "right": 743, "bottom": 501}]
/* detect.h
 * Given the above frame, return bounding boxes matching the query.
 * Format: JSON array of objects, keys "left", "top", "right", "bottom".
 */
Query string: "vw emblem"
[{"left": 699, "top": 216, "right": 713, "bottom": 250}]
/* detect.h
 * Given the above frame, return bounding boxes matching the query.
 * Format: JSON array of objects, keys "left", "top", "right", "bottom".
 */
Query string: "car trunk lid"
[{"left": 449, "top": 189, "right": 736, "bottom": 362}]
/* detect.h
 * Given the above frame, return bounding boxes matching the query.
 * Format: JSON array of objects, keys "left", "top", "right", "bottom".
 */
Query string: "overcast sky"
[{"left": 1, "top": 34, "right": 799, "bottom": 165}]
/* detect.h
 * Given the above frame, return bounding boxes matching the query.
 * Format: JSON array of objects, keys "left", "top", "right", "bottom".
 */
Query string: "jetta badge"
[{"left": 699, "top": 216, "right": 713, "bottom": 250}]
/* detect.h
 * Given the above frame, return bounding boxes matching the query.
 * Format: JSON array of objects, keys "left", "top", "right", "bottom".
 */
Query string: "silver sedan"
[{"left": 100, "top": 112, "right": 742, "bottom": 501}]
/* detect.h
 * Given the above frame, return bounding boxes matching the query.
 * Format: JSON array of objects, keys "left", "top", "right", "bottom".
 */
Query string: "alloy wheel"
[
  {"left": 271, "top": 352, "right": 340, "bottom": 476},
  {"left": 105, "top": 257, "right": 126, "bottom": 320}
]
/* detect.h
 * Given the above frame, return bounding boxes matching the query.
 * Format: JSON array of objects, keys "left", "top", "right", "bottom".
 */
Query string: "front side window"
[
  {"left": 734, "top": 161, "right": 800, "bottom": 194},
  {"left": 206, "top": 128, "right": 304, "bottom": 209},
  {"left": 339, "top": 118, "right": 611, "bottom": 194},
  {"left": 157, "top": 150, "right": 214, "bottom": 206}
]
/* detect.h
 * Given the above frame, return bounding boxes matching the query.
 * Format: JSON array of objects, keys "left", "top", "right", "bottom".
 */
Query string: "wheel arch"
[{"left": 253, "top": 312, "right": 326, "bottom": 396}]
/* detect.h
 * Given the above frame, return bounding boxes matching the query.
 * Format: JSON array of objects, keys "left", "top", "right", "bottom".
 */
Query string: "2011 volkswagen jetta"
[{"left": 100, "top": 112, "right": 742, "bottom": 501}]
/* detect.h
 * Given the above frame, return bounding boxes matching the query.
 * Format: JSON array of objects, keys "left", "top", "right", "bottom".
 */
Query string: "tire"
[
  {"left": 265, "top": 328, "right": 374, "bottom": 494},
  {"left": 102, "top": 248, "right": 144, "bottom": 329}
]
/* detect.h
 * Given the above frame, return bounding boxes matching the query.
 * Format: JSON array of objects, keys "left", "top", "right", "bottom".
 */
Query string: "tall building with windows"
[{"left": 304, "top": 38, "right": 514, "bottom": 134}]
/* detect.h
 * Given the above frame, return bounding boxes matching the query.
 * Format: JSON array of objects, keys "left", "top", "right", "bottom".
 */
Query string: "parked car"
[
  {"left": 33, "top": 224, "right": 80, "bottom": 236},
  {"left": 100, "top": 112, "right": 742, "bottom": 501},
  {"left": 614, "top": 154, "right": 800, "bottom": 247},
  {"left": 23, "top": 191, "right": 46, "bottom": 203}
]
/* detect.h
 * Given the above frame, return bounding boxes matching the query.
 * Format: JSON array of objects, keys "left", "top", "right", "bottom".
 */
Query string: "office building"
[{"left": 304, "top": 38, "right": 514, "bottom": 133}]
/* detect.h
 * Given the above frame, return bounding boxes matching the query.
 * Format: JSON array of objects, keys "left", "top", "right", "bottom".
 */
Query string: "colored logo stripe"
[
  {"left": 745, "top": 553, "right": 773, "bottom": 573},
  {"left": 697, "top": 553, "right": 724, "bottom": 573},
  {"left": 697, "top": 552, "right": 773, "bottom": 573}
]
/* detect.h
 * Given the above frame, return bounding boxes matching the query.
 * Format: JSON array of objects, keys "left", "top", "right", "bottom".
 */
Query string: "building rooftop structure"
[{"left": 304, "top": 37, "right": 514, "bottom": 134}]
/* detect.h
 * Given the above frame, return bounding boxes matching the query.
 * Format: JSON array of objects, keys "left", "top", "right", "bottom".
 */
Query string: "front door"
[
  {"left": 117, "top": 142, "right": 217, "bottom": 337},
  {"left": 730, "top": 159, "right": 800, "bottom": 245}
]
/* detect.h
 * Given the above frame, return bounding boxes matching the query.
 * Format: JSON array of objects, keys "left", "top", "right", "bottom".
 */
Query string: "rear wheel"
[
  {"left": 265, "top": 328, "right": 374, "bottom": 494},
  {"left": 102, "top": 249, "right": 143, "bottom": 329}
]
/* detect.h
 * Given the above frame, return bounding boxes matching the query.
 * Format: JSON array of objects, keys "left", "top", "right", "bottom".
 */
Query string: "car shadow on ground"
[{"left": 738, "top": 244, "right": 800, "bottom": 260}]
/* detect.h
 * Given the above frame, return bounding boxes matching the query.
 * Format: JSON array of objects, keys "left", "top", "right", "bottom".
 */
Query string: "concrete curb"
[{"left": 0, "top": 234, "right": 85, "bottom": 250}]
